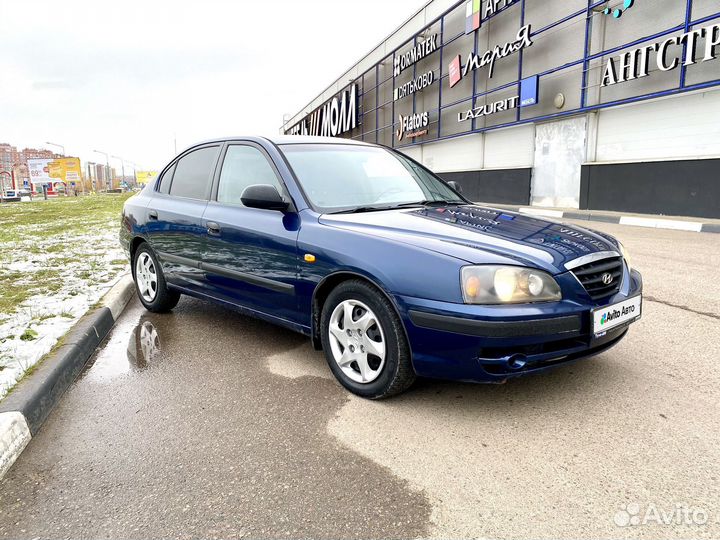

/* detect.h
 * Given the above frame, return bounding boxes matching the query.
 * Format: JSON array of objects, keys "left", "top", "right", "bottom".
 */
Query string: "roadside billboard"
[
  {"left": 28, "top": 158, "right": 53, "bottom": 184},
  {"left": 136, "top": 171, "right": 159, "bottom": 185},
  {"left": 48, "top": 158, "right": 82, "bottom": 186},
  {"left": 28, "top": 157, "right": 83, "bottom": 192}
]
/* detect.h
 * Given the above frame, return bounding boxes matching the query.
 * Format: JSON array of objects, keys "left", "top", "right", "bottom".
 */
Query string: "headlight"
[
  {"left": 618, "top": 241, "right": 632, "bottom": 271},
  {"left": 461, "top": 266, "right": 562, "bottom": 304}
]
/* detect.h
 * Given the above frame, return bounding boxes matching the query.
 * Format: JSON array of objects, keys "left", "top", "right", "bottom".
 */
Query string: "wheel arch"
[
  {"left": 310, "top": 271, "right": 410, "bottom": 352},
  {"left": 129, "top": 236, "right": 148, "bottom": 273}
]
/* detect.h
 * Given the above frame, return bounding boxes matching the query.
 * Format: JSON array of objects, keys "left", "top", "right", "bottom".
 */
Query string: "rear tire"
[
  {"left": 320, "top": 280, "right": 415, "bottom": 399},
  {"left": 133, "top": 243, "right": 180, "bottom": 313}
]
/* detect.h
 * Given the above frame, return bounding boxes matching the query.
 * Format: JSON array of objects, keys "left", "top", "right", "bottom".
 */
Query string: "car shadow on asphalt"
[
  {"left": 88, "top": 293, "right": 627, "bottom": 426},
  {"left": 145, "top": 296, "right": 627, "bottom": 417}
]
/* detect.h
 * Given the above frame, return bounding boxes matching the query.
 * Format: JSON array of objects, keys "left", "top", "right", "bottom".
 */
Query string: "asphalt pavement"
[{"left": 1, "top": 221, "right": 718, "bottom": 539}]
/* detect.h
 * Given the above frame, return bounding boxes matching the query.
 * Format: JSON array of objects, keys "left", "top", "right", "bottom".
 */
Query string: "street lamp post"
[
  {"left": 87, "top": 162, "right": 96, "bottom": 192},
  {"left": 111, "top": 155, "right": 127, "bottom": 191},
  {"left": 127, "top": 161, "right": 139, "bottom": 187},
  {"left": 46, "top": 142, "right": 65, "bottom": 156},
  {"left": 93, "top": 150, "right": 111, "bottom": 190}
]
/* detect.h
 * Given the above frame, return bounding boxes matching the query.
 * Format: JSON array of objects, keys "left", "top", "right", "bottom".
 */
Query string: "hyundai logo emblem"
[{"left": 602, "top": 273, "right": 614, "bottom": 285}]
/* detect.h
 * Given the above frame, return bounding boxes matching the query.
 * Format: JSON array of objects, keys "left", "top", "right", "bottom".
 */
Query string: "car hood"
[{"left": 319, "top": 204, "right": 619, "bottom": 274}]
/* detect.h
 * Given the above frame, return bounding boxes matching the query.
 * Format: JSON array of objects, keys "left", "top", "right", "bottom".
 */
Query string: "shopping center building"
[{"left": 282, "top": 0, "right": 720, "bottom": 219}]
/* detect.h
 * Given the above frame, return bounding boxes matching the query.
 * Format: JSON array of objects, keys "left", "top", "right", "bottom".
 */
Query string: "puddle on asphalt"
[{"left": 83, "top": 301, "right": 164, "bottom": 381}]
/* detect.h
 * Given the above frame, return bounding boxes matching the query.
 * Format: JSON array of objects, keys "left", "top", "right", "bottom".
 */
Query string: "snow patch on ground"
[{"left": 0, "top": 218, "right": 129, "bottom": 399}]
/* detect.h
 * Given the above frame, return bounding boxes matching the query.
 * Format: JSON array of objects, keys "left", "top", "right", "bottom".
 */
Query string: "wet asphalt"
[
  {"left": 0, "top": 300, "right": 430, "bottom": 539},
  {"left": 0, "top": 221, "right": 719, "bottom": 539}
]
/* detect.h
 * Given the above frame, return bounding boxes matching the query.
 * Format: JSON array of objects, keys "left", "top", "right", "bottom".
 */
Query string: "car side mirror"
[
  {"left": 447, "top": 180, "right": 463, "bottom": 195},
  {"left": 240, "top": 184, "right": 290, "bottom": 212}
]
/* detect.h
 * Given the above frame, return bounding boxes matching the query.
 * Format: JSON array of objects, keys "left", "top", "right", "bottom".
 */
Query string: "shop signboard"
[{"left": 284, "top": 0, "right": 720, "bottom": 148}]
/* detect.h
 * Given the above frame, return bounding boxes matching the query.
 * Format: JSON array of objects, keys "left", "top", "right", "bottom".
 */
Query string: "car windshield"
[{"left": 280, "top": 143, "right": 464, "bottom": 213}]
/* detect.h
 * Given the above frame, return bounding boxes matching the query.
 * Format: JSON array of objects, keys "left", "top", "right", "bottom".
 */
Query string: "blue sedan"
[{"left": 120, "top": 136, "right": 642, "bottom": 398}]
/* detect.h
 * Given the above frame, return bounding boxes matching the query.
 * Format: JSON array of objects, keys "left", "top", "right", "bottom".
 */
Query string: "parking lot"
[{"left": 1, "top": 220, "right": 718, "bottom": 539}]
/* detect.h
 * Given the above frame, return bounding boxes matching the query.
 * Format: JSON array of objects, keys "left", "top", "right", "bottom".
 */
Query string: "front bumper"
[{"left": 397, "top": 267, "right": 642, "bottom": 383}]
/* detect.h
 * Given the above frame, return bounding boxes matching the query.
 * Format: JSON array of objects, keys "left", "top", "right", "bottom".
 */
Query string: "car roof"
[
  {"left": 263, "top": 135, "right": 372, "bottom": 146},
  {"left": 182, "top": 135, "right": 374, "bottom": 150}
]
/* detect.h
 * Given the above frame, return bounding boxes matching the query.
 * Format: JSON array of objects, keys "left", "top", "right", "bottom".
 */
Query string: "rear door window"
[
  {"left": 168, "top": 146, "right": 219, "bottom": 200},
  {"left": 158, "top": 163, "right": 176, "bottom": 194}
]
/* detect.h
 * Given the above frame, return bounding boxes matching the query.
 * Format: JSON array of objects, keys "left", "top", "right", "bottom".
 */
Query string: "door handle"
[
  {"left": 206, "top": 221, "right": 221, "bottom": 235},
  {"left": 148, "top": 210, "right": 158, "bottom": 220}
]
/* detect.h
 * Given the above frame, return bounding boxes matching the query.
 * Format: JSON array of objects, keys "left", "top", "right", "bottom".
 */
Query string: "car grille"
[{"left": 571, "top": 256, "right": 624, "bottom": 300}]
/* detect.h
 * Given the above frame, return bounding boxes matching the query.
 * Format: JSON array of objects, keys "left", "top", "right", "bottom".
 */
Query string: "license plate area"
[{"left": 592, "top": 295, "right": 642, "bottom": 337}]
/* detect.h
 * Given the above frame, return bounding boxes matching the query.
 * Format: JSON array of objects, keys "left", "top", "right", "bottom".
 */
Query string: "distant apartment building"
[
  {"left": 0, "top": 144, "right": 22, "bottom": 192},
  {"left": 12, "top": 164, "right": 29, "bottom": 190},
  {"left": 20, "top": 148, "right": 56, "bottom": 162},
  {"left": 0, "top": 143, "right": 20, "bottom": 173},
  {"left": 0, "top": 145, "right": 56, "bottom": 171},
  {"left": 0, "top": 143, "right": 76, "bottom": 193},
  {"left": 94, "top": 163, "right": 106, "bottom": 183},
  {"left": 95, "top": 163, "right": 117, "bottom": 189}
]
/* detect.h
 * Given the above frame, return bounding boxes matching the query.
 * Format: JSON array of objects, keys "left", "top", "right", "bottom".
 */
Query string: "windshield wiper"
[
  {"left": 332, "top": 205, "right": 396, "bottom": 214},
  {"left": 392, "top": 200, "right": 466, "bottom": 208},
  {"left": 332, "top": 200, "right": 465, "bottom": 214}
]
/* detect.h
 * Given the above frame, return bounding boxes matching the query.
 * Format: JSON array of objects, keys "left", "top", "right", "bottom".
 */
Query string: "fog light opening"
[{"left": 507, "top": 354, "right": 527, "bottom": 370}]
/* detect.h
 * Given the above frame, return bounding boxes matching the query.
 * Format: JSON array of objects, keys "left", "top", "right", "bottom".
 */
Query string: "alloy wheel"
[
  {"left": 328, "top": 299, "right": 386, "bottom": 384},
  {"left": 135, "top": 252, "right": 158, "bottom": 303}
]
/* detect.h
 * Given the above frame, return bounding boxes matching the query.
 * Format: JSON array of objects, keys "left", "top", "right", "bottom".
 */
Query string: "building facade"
[
  {"left": 20, "top": 148, "right": 56, "bottom": 162},
  {"left": 282, "top": 0, "right": 720, "bottom": 219},
  {"left": 0, "top": 144, "right": 20, "bottom": 174},
  {"left": 0, "top": 145, "right": 58, "bottom": 192}
]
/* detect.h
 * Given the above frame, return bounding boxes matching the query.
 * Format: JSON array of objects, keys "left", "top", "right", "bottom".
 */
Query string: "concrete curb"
[
  {"left": 0, "top": 274, "right": 135, "bottom": 479},
  {"left": 483, "top": 205, "right": 719, "bottom": 233}
]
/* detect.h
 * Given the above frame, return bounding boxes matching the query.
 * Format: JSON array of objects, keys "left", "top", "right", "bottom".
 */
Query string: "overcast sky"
[{"left": 0, "top": 0, "right": 427, "bottom": 171}]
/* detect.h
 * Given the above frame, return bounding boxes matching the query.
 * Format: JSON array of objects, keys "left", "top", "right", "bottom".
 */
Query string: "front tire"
[
  {"left": 320, "top": 280, "right": 415, "bottom": 399},
  {"left": 133, "top": 243, "right": 180, "bottom": 313}
]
